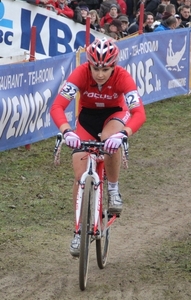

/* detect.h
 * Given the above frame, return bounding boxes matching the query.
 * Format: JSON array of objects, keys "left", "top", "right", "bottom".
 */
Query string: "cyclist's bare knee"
[
  {"left": 101, "top": 120, "right": 124, "bottom": 140},
  {"left": 72, "top": 152, "right": 87, "bottom": 181}
]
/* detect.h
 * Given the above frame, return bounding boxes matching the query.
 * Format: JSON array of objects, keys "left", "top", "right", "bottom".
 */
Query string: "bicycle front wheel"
[{"left": 79, "top": 175, "right": 94, "bottom": 291}]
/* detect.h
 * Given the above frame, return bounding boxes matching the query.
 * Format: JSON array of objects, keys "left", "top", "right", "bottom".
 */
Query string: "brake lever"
[
  {"left": 54, "top": 133, "right": 62, "bottom": 156},
  {"left": 122, "top": 137, "right": 129, "bottom": 161}
]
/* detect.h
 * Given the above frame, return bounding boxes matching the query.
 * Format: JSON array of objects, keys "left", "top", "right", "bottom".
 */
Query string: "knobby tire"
[{"left": 79, "top": 175, "right": 93, "bottom": 291}]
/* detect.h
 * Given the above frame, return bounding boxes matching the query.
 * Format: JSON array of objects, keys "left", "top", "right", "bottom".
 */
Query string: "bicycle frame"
[{"left": 75, "top": 143, "right": 117, "bottom": 240}]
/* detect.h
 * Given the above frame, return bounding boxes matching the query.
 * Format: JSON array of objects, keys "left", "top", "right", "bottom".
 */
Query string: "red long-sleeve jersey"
[{"left": 50, "top": 63, "right": 146, "bottom": 134}]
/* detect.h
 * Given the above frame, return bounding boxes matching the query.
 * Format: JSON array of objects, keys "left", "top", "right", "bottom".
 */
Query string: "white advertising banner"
[{"left": 0, "top": 0, "right": 104, "bottom": 59}]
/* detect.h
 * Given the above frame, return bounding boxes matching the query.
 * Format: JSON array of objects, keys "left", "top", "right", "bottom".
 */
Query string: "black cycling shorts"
[{"left": 76, "top": 106, "right": 127, "bottom": 140}]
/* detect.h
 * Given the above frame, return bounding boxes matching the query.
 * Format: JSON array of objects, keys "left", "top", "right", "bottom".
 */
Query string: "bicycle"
[{"left": 54, "top": 133, "right": 129, "bottom": 291}]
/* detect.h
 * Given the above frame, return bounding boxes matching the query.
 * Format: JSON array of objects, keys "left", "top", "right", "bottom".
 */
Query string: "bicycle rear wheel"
[
  {"left": 96, "top": 216, "right": 110, "bottom": 269},
  {"left": 96, "top": 178, "right": 110, "bottom": 269},
  {"left": 79, "top": 175, "right": 94, "bottom": 291}
]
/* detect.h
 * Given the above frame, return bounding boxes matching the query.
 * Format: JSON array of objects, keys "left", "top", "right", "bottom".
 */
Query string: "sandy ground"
[{"left": 0, "top": 143, "right": 191, "bottom": 300}]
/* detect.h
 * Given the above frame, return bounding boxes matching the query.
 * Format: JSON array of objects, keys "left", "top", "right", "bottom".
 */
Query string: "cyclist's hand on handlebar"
[
  {"left": 104, "top": 130, "right": 128, "bottom": 154},
  {"left": 63, "top": 129, "right": 81, "bottom": 149}
]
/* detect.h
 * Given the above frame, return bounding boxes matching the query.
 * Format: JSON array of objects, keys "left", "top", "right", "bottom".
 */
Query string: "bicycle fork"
[{"left": 75, "top": 172, "right": 102, "bottom": 238}]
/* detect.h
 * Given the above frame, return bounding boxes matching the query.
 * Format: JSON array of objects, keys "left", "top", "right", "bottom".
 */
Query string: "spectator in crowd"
[
  {"left": 67, "top": 0, "right": 83, "bottom": 22},
  {"left": 131, "top": 7, "right": 140, "bottom": 24},
  {"left": 154, "top": 15, "right": 177, "bottom": 31},
  {"left": 125, "top": 0, "right": 135, "bottom": 24},
  {"left": 155, "top": 3, "right": 167, "bottom": 20},
  {"left": 126, "top": 8, "right": 139, "bottom": 31},
  {"left": 69, "top": 1, "right": 93, "bottom": 24},
  {"left": 27, "top": 0, "right": 75, "bottom": 18},
  {"left": 26, "top": 0, "right": 53, "bottom": 6},
  {"left": 145, "top": 11, "right": 155, "bottom": 31},
  {"left": 26, "top": 0, "right": 43, "bottom": 4},
  {"left": 165, "top": 3, "right": 176, "bottom": 15},
  {"left": 118, "top": 14, "right": 129, "bottom": 37},
  {"left": 152, "top": 3, "right": 176, "bottom": 28},
  {"left": 174, "top": 13, "right": 183, "bottom": 27},
  {"left": 99, "top": 0, "right": 127, "bottom": 18},
  {"left": 47, "top": 0, "right": 75, "bottom": 18},
  {"left": 99, "top": 0, "right": 120, "bottom": 18},
  {"left": 170, "top": 0, "right": 183, "bottom": 13},
  {"left": 102, "top": 18, "right": 123, "bottom": 39},
  {"left": 128, "top": 12, "right": 148, "bottom": 34},
  {"left": 182, "top": 0, "right": 191, "bottom": 6},
  {"left": 76, "top": 2, "right": 90, "bottom": 24},
  {"left": 100, "top": 3, "right": 119, "bottom": 26},
  {"left": 82, "top": 0, "right": 100, "bottom": 10},
  {"left": 178, "top": 5, "right": 191, "bottom": 26},
  {"left": 116, "top": 0, "right": 127, "bottom": 14},
  {"left": 160, "top": 0, "right": 170, "bottom": 5},
  {"left": 89, "top": 9, "right": 101, "bottom": 31},
  {"left": 144, "top": 0, "right": 161, "bottom": 16}
]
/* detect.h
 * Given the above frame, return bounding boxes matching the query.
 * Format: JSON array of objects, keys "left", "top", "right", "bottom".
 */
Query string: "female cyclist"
[{"left": 50, "top": 37, "right": 146, "bottom": 257}]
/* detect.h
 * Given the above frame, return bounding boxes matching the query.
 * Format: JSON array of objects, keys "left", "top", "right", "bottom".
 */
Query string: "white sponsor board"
[{"left": 0, "top": 0, "right": 104, "bottom": 59}]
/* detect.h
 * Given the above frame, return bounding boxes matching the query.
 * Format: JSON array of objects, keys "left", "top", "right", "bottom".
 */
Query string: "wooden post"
[
  {"left": 139, "top": 2, "right": 144, "bottom": 35},
  {"left": 85, "top": 16, "right": 91, "bottom": 48},
  {"left": 29, "top": 26, "right": 36, "bottom": 62}
]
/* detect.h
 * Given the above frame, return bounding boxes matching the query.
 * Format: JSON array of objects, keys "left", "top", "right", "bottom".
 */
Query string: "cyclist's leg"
[
  {"left": 70, "top": 152, "right": 90, "bottom": 257},
  {"left": 72, "top": 122, "right": 96, "bottom": 208},
  {"left": 101, "top": 118, "right": 123, "bottom": 183},
  {"left": 101, "top": 114, "right": 127, "bottom": 214},
  {"left": 101, "top": 115, "right": 125, "bottom": 182}
]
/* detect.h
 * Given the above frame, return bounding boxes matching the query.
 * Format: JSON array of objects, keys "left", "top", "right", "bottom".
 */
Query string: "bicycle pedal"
[
  {"left": 107, "top": 213, "right": 112, "bottom": 219},
  {"left": 108, "top": 213, "right": 120, "bottom": 218},
  {"left": 88, "top": 230, "right": 95, "bottom": 236},
  {"left": 74, "top": 230, "right": 81, "bottom": 234}
]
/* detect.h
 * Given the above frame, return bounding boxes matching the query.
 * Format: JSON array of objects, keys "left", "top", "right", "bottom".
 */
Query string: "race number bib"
[
  {"left": 124, "top": 90, "right": 140, "bottom": 110},
  {"left": 60, "top": 82, "right": 78, "bottom": 101}
]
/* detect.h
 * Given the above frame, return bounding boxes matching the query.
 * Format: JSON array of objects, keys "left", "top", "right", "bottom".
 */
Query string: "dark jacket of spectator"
[
  {"left": 128, "top": 12, "right": 147, "bottom": 34},
  {"left": 117, "top": 14, "right": 129, "bottom": 36},
  {"left": 82, "top": 0, "right": 100, "bottom": 10},
  {"left": 125, "top": 0, "right": 135, "bottom": 24},
  {"left": 26, "top": 0, "right": 42, "bottom": 4},
  {"left": 155, "top": 4, "right": 166, "bottom": 20},
  {"left": 180, "top": 15, "right": 191, "bottom": 27},
  {"left": 144, "top": 0, "right": 161, "bottom": 16}
]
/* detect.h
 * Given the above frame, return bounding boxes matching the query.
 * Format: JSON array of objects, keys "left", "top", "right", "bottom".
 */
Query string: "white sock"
[{"left": 108, "top": 181, "right": 118, "bottom": 192}]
